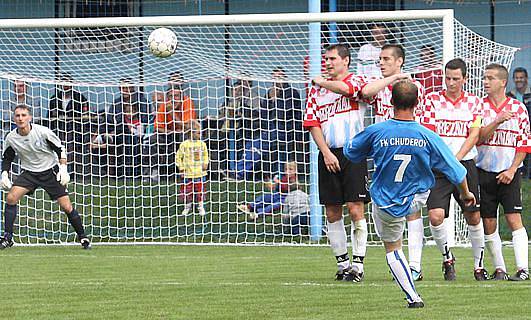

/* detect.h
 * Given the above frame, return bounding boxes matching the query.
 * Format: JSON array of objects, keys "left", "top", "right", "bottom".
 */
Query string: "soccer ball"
[{"left": 148, "top": 28, "right": 177, "bottom": 58}]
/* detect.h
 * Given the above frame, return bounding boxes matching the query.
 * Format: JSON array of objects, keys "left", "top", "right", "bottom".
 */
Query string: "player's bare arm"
[
  {"left": 308, "top": 127, "right": 340, "bottom": 173},
  {"left": 311, "top": 76, "right": 350, "bottom": 96},
  {"left": 455, "top": 126, "right": 480, "bottom": 161},
  {"left": 478, "top": 111, "right": 513, "bottom": 143},
  {"left": 496, "top": 151, "right": 526, "bottom": 184},
  {"left": 361, "top": 73, "right": 410, "bottom": 98}
]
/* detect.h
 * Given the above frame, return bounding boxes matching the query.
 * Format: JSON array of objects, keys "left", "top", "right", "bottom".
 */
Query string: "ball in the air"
[{"left": 148, "top": 28, "right": 177, "bottom": 58}]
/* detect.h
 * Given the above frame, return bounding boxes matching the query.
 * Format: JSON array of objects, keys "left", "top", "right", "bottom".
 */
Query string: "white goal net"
[{"left": 0, "top": 11, "right": 518, "bottom": 245}]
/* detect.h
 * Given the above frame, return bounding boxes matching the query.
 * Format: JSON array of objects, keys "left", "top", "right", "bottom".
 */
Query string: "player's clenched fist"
[
  {"left": 56, "top": 164, "right": 70, "bottom": 186},
  {"left": 1, "top": 171, "right": 12, "bottom": 190}
]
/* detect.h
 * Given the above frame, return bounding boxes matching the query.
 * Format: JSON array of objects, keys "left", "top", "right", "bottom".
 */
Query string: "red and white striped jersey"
[
  {"left": 367, "top": 78, "right": 435, "bottom": 130},
  {"left": 303, "top": 73, "right": 368, "bottom": 148},
  {"left": 476, "top": 96, "right": 531, "bottom": 172},
  {"left": 422, "top": 90, "right": 482, "bottom": 161}
]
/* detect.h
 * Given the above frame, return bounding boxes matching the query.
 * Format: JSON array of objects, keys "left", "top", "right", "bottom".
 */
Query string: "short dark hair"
[
  {"left": 513, "top": 67, "right": 528, "bottom": 78},
  {"left": 445, "top": 58, "right": 467, "bottom": 77},
  {"left": 325, "top": 43, "right": 351, "bottom": 66},
  {"left": 391, "top": 80, "right": 418, "bottom": 111},
  {"left": 14, "top": 104, "right": 31, "bottom": 114},
  {"left": 381, "top": 44, "right": 406, "bottom": 66},
  {"left": 485, "top": 63, "right": 509, "bottom": 81}
]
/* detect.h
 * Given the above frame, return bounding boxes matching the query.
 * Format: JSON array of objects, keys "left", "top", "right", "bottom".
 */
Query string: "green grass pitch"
[{"left": 1, "top": 245, "right": 529, "bottom": 319}]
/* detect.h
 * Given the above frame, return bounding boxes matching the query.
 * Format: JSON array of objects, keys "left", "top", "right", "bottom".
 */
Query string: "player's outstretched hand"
[
  {"left": 1, "top": 171, "right": 12, "bottom": 190},
  {"left": 460, "top": 191, "right": 476, "bottom": 208},
  {"left": 56, "top": 164, "right": 70, "bottom": 186}
]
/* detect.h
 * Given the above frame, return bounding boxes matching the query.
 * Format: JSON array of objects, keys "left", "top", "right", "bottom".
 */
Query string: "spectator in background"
[
  {"left": 48, "top": 73, "right": 90, "bottom": 177},
  {"left": 413, "top": 44, "right": 443, "bottom": 94},
  {"left": 237, "top": 161, "right": 298, "bottom": 220},
  {"left": 176, "top": 119, "right": 209, "bottom": 216},
  {"left": 115, "top": 100, "right": 144, "bottom": 179},
  {"left": 282, "top": 182, "right": 310, "bottom": 236},
  {"left": 357, "top": 23, "right": 386, "bottom": 78},
  {"left": 152, "top": 85, "right": 197, "bottom": 180},
  {"left": 8, "top": 79, "right": 45, "bottom": 124},
  {"left": 507, "top": 67, "right": 531, "bottom": 178},
  {"left": 111, "top": 78, "right": 150, "bottom": 125},
  {"left": 231, "top": 68, "right": 301, "bottom": 180}
]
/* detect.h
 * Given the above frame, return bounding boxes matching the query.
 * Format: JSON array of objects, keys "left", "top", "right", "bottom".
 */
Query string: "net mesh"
[{"left": 0, "top": 15, "right": 518, "bottom": 245}]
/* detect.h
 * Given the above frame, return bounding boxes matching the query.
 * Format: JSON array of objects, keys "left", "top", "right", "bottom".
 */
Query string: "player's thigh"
[
  {"left": 38, "top": 168, "right": 69, "bottom": 201},
  {"left": 340, "top": 156, "right": 370, "bottom": 204},
  {"left": 56, "top": 195, "right": 73, "bottom": 212},
  {"left": 12, "top": 170, "right": 40, "bottom": 197},
  {"left": 478, "top": 168, "right": 499, "bottom": 219},
  {"left": 453, "top": 160, "right": 481, "bottom": 213},
  {"left": 499, "top": 168, "right": 523, "bottom": 215},
  {"left": 6, "top": 186, "right": 31, "bottom": 204},
  {"left": 427, "top": 173, "right": 453, "bottom": 217},
  {"left": 373, "top": 206, "right": 405, "bottom": 243},
  {"left": 318, "top": 150, "right": 344, "bottom": 205}
]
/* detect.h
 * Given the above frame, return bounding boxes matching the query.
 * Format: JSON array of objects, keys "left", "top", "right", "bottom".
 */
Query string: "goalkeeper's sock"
[
  {"left": 430, "top": 221, "right": 452, "bottom": 261},
  {"left": 485, "top": 231, "right": 506, "bottom": 272},
  {"left": 407, "top": 218, "right": 424, "bottom": 272},
  {"left": 468, "top": 223, "right": 485, "bottom": 269},
  {"left": 512, "top": 228, "right": 528, "bottom": 271},
  {"left": 4, "top": 204, "right": 18, "bottom": 240},
  {"left": 66, "top": 208, "right": 86, "bottom": 239},
  {"left": 327, "top": 219, "right": 349, "bottom": 270},
  {"left": 386, "top": 250, "right": 421, "bottom": 303}
]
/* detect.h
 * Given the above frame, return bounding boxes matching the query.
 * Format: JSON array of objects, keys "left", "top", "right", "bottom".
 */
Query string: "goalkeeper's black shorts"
[{"left": 13, "top": 166, "right": 68, "bottom": 200}]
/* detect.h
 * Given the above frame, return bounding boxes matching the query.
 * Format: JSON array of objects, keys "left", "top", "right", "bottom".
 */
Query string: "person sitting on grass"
[
  {"left": 237, "top": 161, "right": 298, "bottom": 220},
  {"left": 176, "top": 119, "right": 209, "bottom": 216},
  {"left": 281, "top": 182, "right": 310, "bottom": 236}
]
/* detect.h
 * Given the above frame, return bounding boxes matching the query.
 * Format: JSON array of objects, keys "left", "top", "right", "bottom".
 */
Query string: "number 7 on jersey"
[{"left": 393, "top": 154, "right": 411, "bottom": 182}]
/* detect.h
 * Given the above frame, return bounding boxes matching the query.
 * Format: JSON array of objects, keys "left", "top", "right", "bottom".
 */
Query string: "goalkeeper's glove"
[
  {"left": 1, "top": 171, "right": 12, "bottom": 190},
  {"left": 56, "top": 164, "right": 70, "bottom": 186}
]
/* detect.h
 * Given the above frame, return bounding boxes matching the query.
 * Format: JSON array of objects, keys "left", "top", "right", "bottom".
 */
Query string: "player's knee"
[
  {"left": 346, "top": 202, "right": 364, "bottom": 219},
  {"left": 482, "top": 218, "right": 498, "bottom": 235},
  {"left": 428, "top": 209, "right": 444, "bottom": 226},
  {"left": 505, "top": 213, "right": 524, "bottom": 231},
  {"left": 6, "top": 193, "right": 20, "bottom": 205},
  {"left": 464, "top": 211, "right": 481, "bottom": 226}
]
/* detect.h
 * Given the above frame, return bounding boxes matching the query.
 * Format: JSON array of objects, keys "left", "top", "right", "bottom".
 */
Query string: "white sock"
[
  {"left": 512, "top": 228, "right": 529, "bottom": 271},
  {"left": 386, "top": 250, "right": 422, "bottom": 304},
  {"left": 468, "top": 223, "right": 485, "bottom": 269},
  {"left": 407, "top": 218, "right": 424, "bottom": 271},
  {"left": 485, "top": 231, "right": 506, "bottom": 272},
  {"left": 327, "top": 219, "right": 349, "bottom": 270},
  {"left": 351, "top": 219, "right": 367, "bottom": 273},
  {"left": 430, "top": 221, "right": 452, "bottom": 261}
]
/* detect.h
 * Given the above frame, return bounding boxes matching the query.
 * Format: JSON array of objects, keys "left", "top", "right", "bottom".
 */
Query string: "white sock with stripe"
[
  {"left": 351, "top": 219, "right": 367, "bottom": 273},
  {"left": 407, "top": 218, "right": 424, "bottom": 271},
  {"left": 512, "top": 228, "right": 529, "bottom": 271},
  {"left": 327, "top": 219, "right": 349, "bottom": 270},
  {"left": 386, "top": 250, "right": 422, "bottom": 303},
  {"left": 485, "top": 231, "right": 506, "bottom": 272},
  {"left": 430, "top": 221, "right": 452, "bottom": 261},
  {"left": 468, "top": 223, "right": 485, "bottom": 269}
]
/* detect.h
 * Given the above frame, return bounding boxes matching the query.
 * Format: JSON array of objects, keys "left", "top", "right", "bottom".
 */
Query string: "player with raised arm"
[
  {"left": 344, "top": 80, "right": 475, "bottom": 308},
  {"left": 422, "top": 58, "right": 488, "bottom": 281},
  {"left": 477, "top": 64, "right": 530, "bottom": 281},
  {"left": 0, "top": 105, "right": 90, "bottom": 250},
  {"left": 360, "top": 44, "right": 432, "bottom": 281},
  {"left": 304, "top": 43, "right": 370, "bottom": 282}
]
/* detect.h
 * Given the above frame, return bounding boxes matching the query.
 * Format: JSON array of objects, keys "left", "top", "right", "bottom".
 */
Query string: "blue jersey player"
[{"left": 344, "top": 80, "right": 475, "bottom": 308}]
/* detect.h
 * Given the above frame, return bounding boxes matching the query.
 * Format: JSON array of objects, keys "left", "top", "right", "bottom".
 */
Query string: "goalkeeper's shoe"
[
  {"left": 442, "top": 257, "right": 456, "bottom": 281},
  {"left": 411, "top": 268, "right": 423, "bottom": 281},
  {"left": 490, "top": 268, "right": 508, "bottom": 281},
  {"left": 474, "top": 268, "right": 489, "bottom": 281},
  {"left": 407, "top": 300, "right": 425, "bottom": 309},
  {"left": 80, "top": 237, "right": 91, "bottom": 250},
  {"left": 508, "top": 269, "right": 529, "bottom": 281},
  {"left": 0, "top": 237, "right": 14, "bottom": 250}
]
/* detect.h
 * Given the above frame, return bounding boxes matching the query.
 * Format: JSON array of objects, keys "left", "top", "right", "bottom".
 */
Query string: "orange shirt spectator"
[{"left": 155, "top": 87, "right": 196, "bottom": 132}]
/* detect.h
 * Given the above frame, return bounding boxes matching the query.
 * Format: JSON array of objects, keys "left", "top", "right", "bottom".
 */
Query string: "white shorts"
[{"left": 372, "top": 191, "right": 429, "bottom": 243}]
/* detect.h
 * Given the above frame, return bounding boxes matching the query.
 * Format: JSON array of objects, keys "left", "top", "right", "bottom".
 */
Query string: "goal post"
[{"left": 0, "top": 10, "right": 518, "bottom": 246}]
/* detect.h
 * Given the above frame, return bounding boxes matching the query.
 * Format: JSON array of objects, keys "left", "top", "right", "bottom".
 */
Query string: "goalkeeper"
[{"left": 0, "top": 105, "right": 91, "bottom": 250}]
